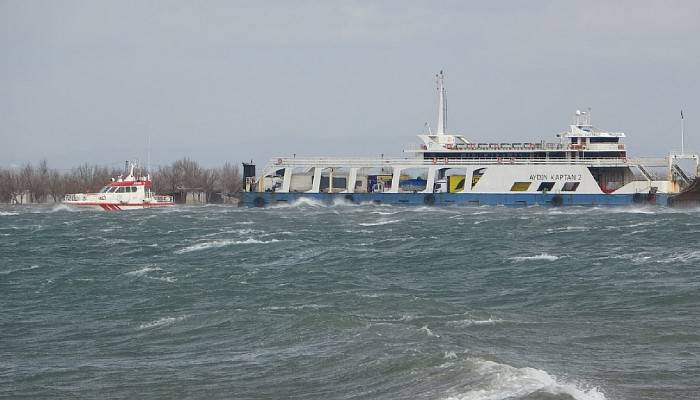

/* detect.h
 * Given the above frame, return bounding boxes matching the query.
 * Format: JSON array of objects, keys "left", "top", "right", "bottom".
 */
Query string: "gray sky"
[{"left": 2, "top": 1, "right": 700, "bottom": 169}]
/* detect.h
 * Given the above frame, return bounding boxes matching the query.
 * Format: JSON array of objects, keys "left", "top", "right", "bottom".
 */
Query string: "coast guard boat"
[
  {"left": 241, "top": 72, "right": 700, "bottom": 207},
  {"left": 64, "top": 162, "right": 174, "bottom": 211}
]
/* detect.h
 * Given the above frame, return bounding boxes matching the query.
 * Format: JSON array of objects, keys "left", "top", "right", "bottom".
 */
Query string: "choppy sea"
[{"left": 1, "top": 201, "right": 699, "bottom": 399}]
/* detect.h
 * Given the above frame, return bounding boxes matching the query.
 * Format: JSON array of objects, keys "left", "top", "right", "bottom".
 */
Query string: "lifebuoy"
[{"left": 276, "top": 158, "right": 283, "bottom": 165}]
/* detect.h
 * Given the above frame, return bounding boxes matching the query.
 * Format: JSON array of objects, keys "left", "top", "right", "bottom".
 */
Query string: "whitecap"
[
  {"left": 344, "top": 229, "right": 374, "bottom": 234},
  {"left": 126, "top": 266, "right": 162, "bottom": 276},
  {"left": 448, "top": 317, "right": 504, "bottom": 327},
  {"left": 444, "top": 359, "right": 606, "bottom": 400},
  {"left": 262, "top": 304, "right": 328, "bottom": 311},
  {"left": 370, "top": 211, "right": 399, "bottom": 215},
  {"left": 174, "top": 238, "right": 280, "bottom": 254},
  {"left": 444, "top": 351, "right": 458, "bottom": 359},
  {"left": 274, "top": 197, "right": 326, "bottom": 208},
  {"left": 420, "top": 325, "right": 440, "bottom": 338},
  {"left": 0, "top": 211, "right": 19, "bottom": 216},
  {"left": 139, "top": 316, "right": 186, "bottom": 330},
  {"left": 0, "top": 264, "right": 41, "bottom": 275},
  {"left": 510, "top": 253, "right": 559, "bottom": 262},
  {"left": 49, "top": 204, "right": 79, "bottom": 213},
  {"left": 358, "top": 219, "right": 400, "bottom": 227}
]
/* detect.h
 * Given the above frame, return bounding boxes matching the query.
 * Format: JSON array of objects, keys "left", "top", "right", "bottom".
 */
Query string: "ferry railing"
[{"left": 268, "top": 157, "right": 631, "bottom": 166}]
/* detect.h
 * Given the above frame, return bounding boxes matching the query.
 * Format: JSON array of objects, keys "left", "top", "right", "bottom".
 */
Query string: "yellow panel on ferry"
[{"left": 448, "top": 176, "right": 465, "bottom": 193}]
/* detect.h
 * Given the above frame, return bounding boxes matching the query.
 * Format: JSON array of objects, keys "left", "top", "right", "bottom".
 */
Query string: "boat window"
[
  {"left": 537, "top": 182, "right": 555, "bottom": 192},
  {"left": 98, "top": 186, "right": 109, "bottom": 193},
  {"left": 510, "top": 182, "right": 531, "bottom": 192},
  {"left": 116, "top": 187, "right": 125, "bottom": 193},
  {"left": 130, "top": 186, "right": 137, "bottom": 192},
  {"left": 562, "top": 182, "right": 580, "bottom": 191},
  {"left": 106, "top": 187, "right": 117, "bottom": 193}
]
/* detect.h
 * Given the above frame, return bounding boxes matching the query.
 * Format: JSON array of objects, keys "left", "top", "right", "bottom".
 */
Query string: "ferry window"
[
  {"left": 107, "top": 187, "right": 116, "bottom": 193},
  {"left": 510, "top": 182, "right": 531, "bottom": 192},
  {"left": 130, "top": 187, "right": 137, "bottom": 192},
  {"left": 116, "top": 187, "right": 125, "bottom": 193},
  {"left": 537, "top": 182, "right": 555, "bottom": 192},
  {"left": 590, "top": 137, "right": 618, "bottom": 143},
  {"left": 99, "top": 186, "right": 109, "bottom": 193},
  {"left": 562, "top": 182, "right": 580, "bottom": 191}
]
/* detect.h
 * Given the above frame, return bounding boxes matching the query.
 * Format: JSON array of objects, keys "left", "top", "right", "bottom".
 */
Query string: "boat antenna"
[
  {"left": 147, "top": 135, "right": 151, "bottom": 178},
  {"left": 681, "top": 109, "right": 685, "bottom": 155},
  {"left": 436, "top": 70, "right": 446, "bottom": 135}
]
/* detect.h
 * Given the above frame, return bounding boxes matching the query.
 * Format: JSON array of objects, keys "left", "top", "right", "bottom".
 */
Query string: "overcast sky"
[{"left": 2, "top": 1, "right": 700, "bottom": 169}]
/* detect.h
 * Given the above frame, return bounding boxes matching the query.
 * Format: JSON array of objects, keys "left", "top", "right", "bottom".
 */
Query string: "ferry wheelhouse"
[
  {"left": 64, "top": 162, "right": 174, "bottom": 211},
  {"left": 241, "top": 72, "right": 700, "bottom": 207}
]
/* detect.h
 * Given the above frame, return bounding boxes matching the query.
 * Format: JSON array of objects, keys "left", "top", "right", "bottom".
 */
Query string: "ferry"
[
  {"left": 64, "top": 162, "right": 174, "bottom": 211},
  {"left": 241, "top": 72, "right": 700, "bottom": 207}
]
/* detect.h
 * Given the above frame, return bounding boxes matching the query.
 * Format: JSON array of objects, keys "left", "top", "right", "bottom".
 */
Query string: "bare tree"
[
  {"left": 1, "top": 158, "right": 242, "bottom": 204},
  {"left": 0, "top": 169, "right": 19, "bottom": 204},
  {"left": 218, "top": 162, "right": 241, "bottom": 196}
]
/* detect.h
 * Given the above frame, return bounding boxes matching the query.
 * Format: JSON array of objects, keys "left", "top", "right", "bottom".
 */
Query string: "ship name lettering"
[{"left": 528, "top": 174, "right": 583, "bottom": 181}]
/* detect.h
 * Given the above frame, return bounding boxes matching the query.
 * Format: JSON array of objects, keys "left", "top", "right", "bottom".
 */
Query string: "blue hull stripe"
[{"left": 241, "top": 192, "right": 669, "bottom": 207}]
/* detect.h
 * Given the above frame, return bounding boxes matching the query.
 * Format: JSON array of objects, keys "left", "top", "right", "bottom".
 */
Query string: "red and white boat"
[{"left": 64, "top": 162, "right": 174, "bottom": 211}]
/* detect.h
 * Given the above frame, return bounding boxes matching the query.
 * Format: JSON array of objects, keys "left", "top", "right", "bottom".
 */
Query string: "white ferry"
[
  {"left": 64, "top": 162, "right": 174, "bottom": 211},
  {"left": 241, "top": 72, "right": 700, "bottom": 207}
]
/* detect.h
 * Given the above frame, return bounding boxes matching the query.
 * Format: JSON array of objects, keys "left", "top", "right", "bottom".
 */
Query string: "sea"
[{"left": 1, "top": 202, "right": 698, "bottom": 400}]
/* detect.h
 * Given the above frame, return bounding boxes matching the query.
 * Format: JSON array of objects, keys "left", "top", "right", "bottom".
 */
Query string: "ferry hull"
[{"left": 241, "top": 192, "right": 670, "bottom": 207}]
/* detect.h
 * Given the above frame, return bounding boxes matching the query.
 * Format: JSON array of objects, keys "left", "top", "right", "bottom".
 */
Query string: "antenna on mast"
[
  {"left": 436, "top": 70, "right": 446, "bottom": 135},
  {"left": 147, "top": 135, "right": 151, "bottom": 178},
  {"left": 681, "top": 109, "right": 685, "bottom": 155}
]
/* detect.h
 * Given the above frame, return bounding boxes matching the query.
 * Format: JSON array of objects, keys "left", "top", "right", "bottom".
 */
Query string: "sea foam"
[
  {"left": 139, "top": 316, "right": 186, "bottom": 330},
  {"left": 445, "top": 359, "right": 606, "bottom": 400},
  {"left": 174, "top": 238, "right": 280, "bottom": 254},
  {"left": 358, "top": 219, "right": 401, "bottom": 227},
  {"left": 510, "top": 253, "right": 559, "bottom": 262}
]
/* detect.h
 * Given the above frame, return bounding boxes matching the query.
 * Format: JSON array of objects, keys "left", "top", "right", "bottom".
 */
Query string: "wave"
[
  {"left": 445, "top": 359, "right": 606, "bottom": 400},
  {"left": 139, "top": 316, "right": 186, "bottom": 330},
  {"left": 272, "top": 197, "right": 327, "bottom": 208},
  {"left": 0, "top": 211, "right": 19, "bottom": 216},
  {"left": 174, "top": 238, "right": 280, "bottom": 254},
  {"left": 510, "top": 253, "right": 559, "bottom": 262},
  {"left": 261, "top": 304, "right": 329, "bottom": 311},
  {"left": 125, "top": 266, "right": 176, "bottom": 282},
  {"left": 126, "top": 266, "right": 162, "bottom": 276},
  {"left": 358, "top": 219, "right": 401, "bottom": 227},
  {"left": 448, "top": 317, "right": 504, "bottom": 327},
  {"left": 0, "top": 264, "right": 41, "bottom": 275},
  {"left": 420, "top": 325, "right": 440, "bottom": 337}
]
